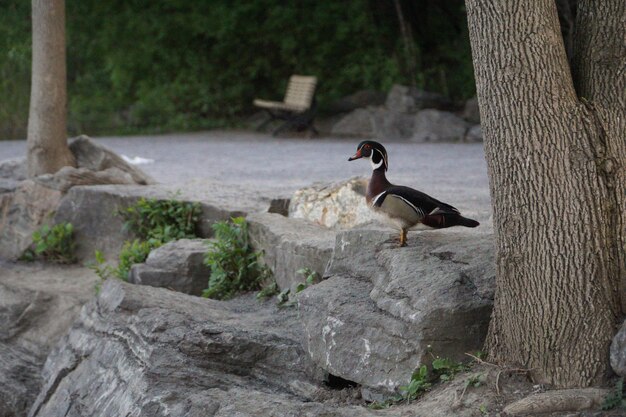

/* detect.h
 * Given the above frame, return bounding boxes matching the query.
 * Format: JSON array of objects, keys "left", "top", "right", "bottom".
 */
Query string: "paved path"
[{"left": 0, "top": 130, "right": 492, "bottom": 221}]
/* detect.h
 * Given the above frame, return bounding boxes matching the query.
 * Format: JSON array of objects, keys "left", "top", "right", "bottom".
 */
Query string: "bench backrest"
[{"left": 283, "top": 75, "right": 317, "bottom": 110}]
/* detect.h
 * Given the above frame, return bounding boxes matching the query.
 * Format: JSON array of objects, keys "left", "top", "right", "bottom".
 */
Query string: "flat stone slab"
[
  {"left": 129, "top": 238, "right": 211, "bottom": 296},
  {"left": 53, "top": 183, "right": 275, "bottom": 263},
  {"left": 298, "top": 228, "right": 495, "bottom": 397},
  {"left": 247, "top": 212, "right": 336, "bottom": 292},
  {"left": 0, "top": 262, "right": 99, "bottom": 417}
]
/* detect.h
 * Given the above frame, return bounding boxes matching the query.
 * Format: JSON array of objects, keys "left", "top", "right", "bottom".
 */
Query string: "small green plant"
[
  {"left": 120, "top": 196, "right": 201, "bottom": 242},
  {"left": 256, "top": 280, "right": 279, "bottom": 300},
  {"left": 602, "top": 377, "right": 625, "bottom": 410},
  {"left": 202, "top": 217, "right": 270, "bottom": 300},
  {"left": 24, "top": 222, "right": 76, "bottom": 263},
  {"left": 116, "top": 239, "right": 161, "bottom": 281},
  {"left": 399, "top": 365, "right": 432, "bottom": 403},
  {"left": 88, "top": 250, "right": 116, "bottom": 293},
  {"left": 464, "top": 373, "right": 485, "bottom": 389},
  {"left": 432, "top": 357, "right": 469, "bottom": 382},
  {"left": 295, "top": 267, "right": 318, "bottom": 293},
  {"left": 479, "top": 404, "right": 488, "bottom": 415}
]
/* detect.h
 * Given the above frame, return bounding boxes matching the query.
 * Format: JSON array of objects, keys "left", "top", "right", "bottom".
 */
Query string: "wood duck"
[{"left": 348, "top": 140, "right": 479, "bottom": 247}]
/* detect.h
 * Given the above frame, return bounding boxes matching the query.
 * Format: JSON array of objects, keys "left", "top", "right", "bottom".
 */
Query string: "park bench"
[{"left": 253, "top": 75, "right": 318, "bottom": 136}]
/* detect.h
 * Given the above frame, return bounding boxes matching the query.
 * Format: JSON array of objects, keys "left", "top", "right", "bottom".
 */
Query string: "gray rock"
[
  {"left": 247, "top": 212, "right": 335, "bottom": 292},
  {"left": 289, "top": 177, "right": 385, "bottom": 229},
  {"left": 385, "top": 85, "right": 455, "bottom": 114},
  {"left": 53, "top": 184, "right": 261, "bottom": 263},
  {"left": 129, "top": 238, "right": 211, "bottom": 296},
  {"left": 330, "top": 107, "right": 414, "bottom": 139},
  {"left": 463, "top": 96, "right": 481, "bottom": 124},
  {"left": 27, "top": 280, "right": 377, "bottom": 417},
  {"left": 610, "top": 319, "right": 626, "bottom": 377},
  {"left": 69, "top": 135, "right": 155, "bottom": 185},
  {"left": 412, "top": 109, "right": 470, "bottom": 142},
  {"left": 298, "top": 229, "right": 494, "bottom": 397},
  {"left": 0, "top": 180, "right": 64, "bottom": 260},
  {"left": 0, "top": 262, "right": 99, "bottom": 417},
  {"left": 33, "top": 166, "right": 138, "bottom": 192},
  {"left": 465, "top": 124, "right": 483, "bottom": 142},
  {"left": 331, "top": 108, "right": 375, "bottom": 137},
  {"left": 0, "top": 157, "right": 27, "bottom": 181}
]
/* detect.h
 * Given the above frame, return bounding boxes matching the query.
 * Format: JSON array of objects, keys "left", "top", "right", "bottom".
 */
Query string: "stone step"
[
  {"left": 128, "top": 238, "right": 211, "bottom": 296},
  {"left": 247, "top": 212, "right": 335, "bottom": 292}
]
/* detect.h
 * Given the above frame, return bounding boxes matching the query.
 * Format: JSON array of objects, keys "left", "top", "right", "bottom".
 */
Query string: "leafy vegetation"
[
  {"left": 602, "top": 377, "right": 625, "bottom": 411},
  {"left": 91, "top": 197, "right": 202, "bottom": 282},
  {"left": 295, "top": 267, "right": 318, "bottom": 293},
  {"left": 256, "top": 280, "right": 279, "bottom": 300},
  {"left": 369, "top": 356, "right": 473, "bottom": 409},
  {"left": 23, "top": 222, "right": 76, "bottom": 263},
  {"left": 120, "top": 197, "right": 201, "bottom": 242},
  {"left": 0, "top": 1, "right": 474, "bottom": 139},
  {"left": 399, "top": 365, "right": 432, "bottom": 403},
  {"left": 431, "top": 357, "right": 469, "bottom": 382},
  {"left": 202, "top": 217, "right": 271, "bottom": 300}
]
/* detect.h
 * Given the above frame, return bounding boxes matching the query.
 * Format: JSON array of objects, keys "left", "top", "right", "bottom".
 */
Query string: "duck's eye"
[{"left": 365, "top": 145, "right": 370, "bottom": 149}]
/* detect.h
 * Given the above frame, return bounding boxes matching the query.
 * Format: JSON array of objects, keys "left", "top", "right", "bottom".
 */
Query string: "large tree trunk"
[
  {"left": 27, "top": 0, "right": 75, "bottom": 177},
  {"left": 465, "top": 0, "right": 624, "bottom": 388}
]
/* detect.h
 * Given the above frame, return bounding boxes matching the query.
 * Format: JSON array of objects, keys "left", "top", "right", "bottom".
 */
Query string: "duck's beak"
[{"left": 348, "top": 149, "right": 362, "bottom": 161}]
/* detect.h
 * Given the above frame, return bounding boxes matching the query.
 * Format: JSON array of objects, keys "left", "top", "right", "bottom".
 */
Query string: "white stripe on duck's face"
[{"left": 369, "top": 148, "right": 387, "bottom": 171}]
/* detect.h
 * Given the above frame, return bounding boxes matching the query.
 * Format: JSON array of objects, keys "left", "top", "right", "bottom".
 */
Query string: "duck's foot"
[{"left": 399, "top": 229, "right": 408, "bottom": 247}]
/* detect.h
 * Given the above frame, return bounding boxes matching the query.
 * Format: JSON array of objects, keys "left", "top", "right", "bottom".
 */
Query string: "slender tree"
[
  {"left": 27, "top": 0, "right": 75, "bottom": 177},
  {"left": 465, "top": 0, "right": 625, "bottom": 388}
]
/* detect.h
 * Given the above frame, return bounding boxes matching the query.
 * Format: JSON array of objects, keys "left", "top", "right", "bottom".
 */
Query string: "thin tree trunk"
[
  {"left": 393, "top": 0, "right": 418, "bottom": 87},
  {"left": 465, "top": 0, "right": 623, "bottom": 388},
  {"left": 27, "top": 0, "right": 75, "bottom": 177}
]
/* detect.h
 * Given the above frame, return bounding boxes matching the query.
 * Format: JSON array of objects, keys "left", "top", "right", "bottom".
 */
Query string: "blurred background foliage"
[{"left": 0, "top": 0, "right": 474, "bottom": 140}]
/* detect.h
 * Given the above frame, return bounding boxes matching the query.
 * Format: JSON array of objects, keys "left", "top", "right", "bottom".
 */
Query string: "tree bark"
[
  {"left": 27, "top": 0, "right": 75, "bottom": 177},
  {"left": 465, "top": 0, "right": 624, "bottom": 388}
]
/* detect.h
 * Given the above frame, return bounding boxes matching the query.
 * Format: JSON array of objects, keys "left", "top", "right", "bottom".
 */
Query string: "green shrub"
[
  {"left": 116, "top": 239, "right": 162, "bottom": 281},
  {"left": 202, "top": 217, "right": 270, "bottom": 300},
  {"left": 24, "top": 222, "right": 76, "bottom": 263},
  {"left": 120, "top": 197, "right": 201, "bottom": 242}
]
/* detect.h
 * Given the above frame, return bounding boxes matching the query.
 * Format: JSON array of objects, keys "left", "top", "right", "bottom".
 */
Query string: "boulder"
[
  {"left": 69, "top": 135, "right": 155, "bottom": 185},
  {"left": 297, "top": 229, "right": 495, "bottom": 398},
  {"left": 412, "top": 109, "right": 470, "bottom": 142},
  {"left": 27, "top": 279, "right": 378, "bottom": 417},
  {"left": 289, "top": 178, "right": 383, "bottom": 229},
  {"left": 52, "top": 184, "right": 262, "bottom": 263},
  {"left": 464, "top": 124, "right": 483, "bottom": 142},
  {"left": 0, "top": 262, "right": 98, "bottom": 417},
  {"left": 0, "top": 157, "right": 27, "bottom": 181},
  {"left": 330, "top": 107, "right": 414, "bottom": 139},
  {"left": 610, "top": 319, "right": 626, "bottom": 377},
  {"left": 129, "top": 238, "right": 211, "bottom": 296},
  {"left": 247, "top": 213, "right": 335, "bottom": 291},
  {"left": 0, "top": 139, "right": 157, "bottom": 262},
  {"left": 385, "top": 85, "right": 455, "bottom": 113},
  {"left": 0, "top": 180, "right": 64, "bottom": 260},
  {"left": 331, "top": 108, "right": 374, "bottom": 137},
  {"left": 462, "top": 96, "right": 481, "bottom": 124}
]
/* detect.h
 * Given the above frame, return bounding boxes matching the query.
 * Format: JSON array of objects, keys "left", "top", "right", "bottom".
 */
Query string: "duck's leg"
[{"left": 399, "top": 228, "right": 408, "bottom": 247}]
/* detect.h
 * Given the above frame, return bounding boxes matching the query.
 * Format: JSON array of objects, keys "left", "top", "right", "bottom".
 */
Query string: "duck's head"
[{"left": 348, "top": 140, "right": 388, "bottom": 171}]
